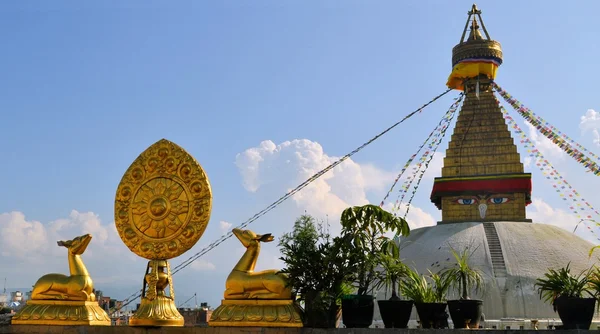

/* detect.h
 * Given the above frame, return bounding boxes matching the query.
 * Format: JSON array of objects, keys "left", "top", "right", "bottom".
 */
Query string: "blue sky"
[{"left": 2, "top": 1, "right": 600, "bottom": 308}]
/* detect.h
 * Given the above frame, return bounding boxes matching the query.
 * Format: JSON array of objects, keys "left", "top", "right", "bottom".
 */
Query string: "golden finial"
[
  {"left": 452, "top": 4, "right": 502, "bottom": 67},
  {"left": 459, "top": 4, "right": 491, "bottom": 43},
  {"left": 467, "top": 16, "right": 483, "bottom": 41}
]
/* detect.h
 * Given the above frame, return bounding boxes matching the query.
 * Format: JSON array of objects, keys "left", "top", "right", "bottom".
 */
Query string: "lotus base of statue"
[
  {"left": 129, "top": 260, "right": 184, "bottom": 327},
  {"left": 129, "top": 294, "right": 184, "bottom": 327},
  {"left": 209, "top": 299, "right": 302, "bottom": 327},
  {"left": 11, "top": 300, "right": 111, "bottom": 326}
]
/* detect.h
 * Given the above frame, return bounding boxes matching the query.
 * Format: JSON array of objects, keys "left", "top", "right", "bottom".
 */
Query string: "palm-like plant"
[
  {"left": 340, "top": 204, "right": 410, "bottom": 296},
  {"left": 440, "top": 247, "right": 484, "bottom": 300},
  {"left": 375, "top": 237, "right": 409, "bottom": 301},
  {"left": 400, "top": 267, "right": 452, "bottom": 303},
  {"left": 534, "top": 263, "right": 594, "bottom": 311},
  {"left": 586, "top": 266, "right": 600, "bottom": 301}
]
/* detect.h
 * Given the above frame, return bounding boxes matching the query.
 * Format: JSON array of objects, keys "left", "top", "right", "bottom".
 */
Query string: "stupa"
[{"left": 397, "top": 4, "right": 596, "bottom": 320}]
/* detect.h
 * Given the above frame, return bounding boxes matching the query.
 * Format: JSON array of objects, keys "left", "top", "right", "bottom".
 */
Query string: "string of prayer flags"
[
  {"left": 493, "top": 82, "right": 600, "bottom": 176},
  {"left": 499, "top": 102, "right": 600, "bottom": 223},
  {"left": 387, "top": 95, "right": 464, "bottom": 217}
]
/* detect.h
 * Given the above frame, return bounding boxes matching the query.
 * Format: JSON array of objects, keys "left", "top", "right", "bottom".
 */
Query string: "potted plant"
[
  {"left": 401, "top": 268, "right": 451, "bottom": 329},
  {"left": 535, "top": 264, "right": 596, "bottom": 330},
  {"left": 440, "top": 247, "right": 485, "bottom": 329},
  {"left": 374, "top": 237, "right": 413, "bottom": 328},
  {"left": 279, "top": 214, "right": 356, "bottom": 328},
  {"left": 339, "top": 204, "right": 410, "bottom": 328}
]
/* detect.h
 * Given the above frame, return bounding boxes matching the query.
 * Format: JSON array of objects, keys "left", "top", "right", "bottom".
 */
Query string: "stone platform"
[{"left": 0, "top": 327, "right": 597, "bottom": 334}]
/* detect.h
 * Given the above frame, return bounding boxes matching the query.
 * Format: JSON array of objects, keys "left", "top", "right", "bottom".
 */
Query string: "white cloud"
[
  {"left": 527, "top": 197, "right": 599, "bottom": 244},
  {"left": 0, "top": 212, "right": 48, "bottom": 259},
  {"left": 580, "top": 109, "right": 600, "bottom": 146},
  {"left": 219, "top": 221, "right": 232, "bottom": 231},
  {"left": 0, "top": 210, "right": 141, "bottom": 291},
  {"left": 190, "top": 259, "right": 216, "bottom": 271},
  {"left": 524, "top": 122, "right": 565, "bottom": 161},
  {"left": 234, "top": 139, "right": 439, "bottom": 237},
  {"left": 235, "top": 139, "right": 390, "bottom": 221}
]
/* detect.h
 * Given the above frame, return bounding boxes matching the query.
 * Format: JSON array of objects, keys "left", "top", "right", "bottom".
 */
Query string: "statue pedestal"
[
  {"left": 209, "top": 299, "right": 302, "bottom": 327},
  {"left": 11, "top": 300, "right": 111, "bottom": 326},
  {"left": 129, "top": 295, "right": 184, "bottom": 327}
]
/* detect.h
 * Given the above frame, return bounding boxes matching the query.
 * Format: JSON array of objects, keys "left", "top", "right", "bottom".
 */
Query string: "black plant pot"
[
  {"left": 554, "top": 296, "right": 596, "bottom": 330},
  {"left": 303, "top": 295, "right": 341, "bottom": 328},
  {"left": 414, "top": 302, "right": 449, "bottom": 329},
  {"left": 447, "top": 299, "right": 483, "bottom": 328},
  {"left": 341, "top": 295, "right": 374, "bottom": 328},
  {"left": 377, "top": 300, "right": 413, "bottom": 328}
]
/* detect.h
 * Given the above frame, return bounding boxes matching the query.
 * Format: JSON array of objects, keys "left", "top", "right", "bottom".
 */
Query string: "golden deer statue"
[
  {"left": 31, "top": 234, "right": 96, "bottom": 301},
  {"left": 224, "top": 228, "right": 292, "bottom": 300},
  {"left": 209, "top": 228, "right": 302, "bottom": 327},
  {"left": 12, "top": 233, "right": 110, "bottom": 326}
]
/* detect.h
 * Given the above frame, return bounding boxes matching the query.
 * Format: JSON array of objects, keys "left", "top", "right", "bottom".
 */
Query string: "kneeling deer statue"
[
  {"left": 224, "top": 228, "right": 291, "bottom": 300},
  {"left": 31, "top": 234, "right": 96, "bottom": 301}
]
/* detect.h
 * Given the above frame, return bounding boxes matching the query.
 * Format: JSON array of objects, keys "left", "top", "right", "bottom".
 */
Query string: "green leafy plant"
[
  {"left": 340, "top": 204, "right": 410, "bottom": 296},
  {"left": 400, "top": 267, "right": 452, "bottom": 303},
  {"left": 440, "top": 246, "right": 484, "bottom": 300},
  {"left": 535, "top": 263, "right": 594, "bottom": 311},
  {"left": 279, "top": 214, "right": 356, "bottom": 326},
  {"left": 374, "top": 237, "right": 409, "bottom": 301}
]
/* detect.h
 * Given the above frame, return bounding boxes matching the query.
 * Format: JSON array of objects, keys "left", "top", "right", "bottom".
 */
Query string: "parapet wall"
[{"left": 0, "top": 327, "right": 592, "bottom": 334}]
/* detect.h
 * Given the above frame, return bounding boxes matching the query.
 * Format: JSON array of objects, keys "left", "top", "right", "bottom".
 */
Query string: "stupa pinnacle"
[
  {"left": 430, "top": 4, "right": 532, "bottom": 223},
  {"left": 395, "top": 4, "right": 596, "bottom": 322}
]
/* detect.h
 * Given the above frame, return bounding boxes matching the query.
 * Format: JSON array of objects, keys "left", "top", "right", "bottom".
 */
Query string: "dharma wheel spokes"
[{"left": 114, "top": 139, "right": 212, "bottom": 327}]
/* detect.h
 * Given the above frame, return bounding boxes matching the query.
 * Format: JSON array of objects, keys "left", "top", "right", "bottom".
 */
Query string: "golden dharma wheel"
[{"left": 114, "top": 139, "right": 212, "bottom": 260}]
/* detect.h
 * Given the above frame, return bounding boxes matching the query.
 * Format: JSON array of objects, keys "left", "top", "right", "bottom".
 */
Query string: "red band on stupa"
[{"left": 430, "top": 174, "right": 532, "bottom": 209}]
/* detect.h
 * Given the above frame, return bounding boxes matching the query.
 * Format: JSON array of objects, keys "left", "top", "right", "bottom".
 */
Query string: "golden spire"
[
  {"left": 433, "top": 4, "right": 532, "bottom": 223},
  {"left": 467, "top": 16, "right": 483, "bottom": 41},
  {"left": 452, "top": 3, "right": 502, "bottom": 67}
]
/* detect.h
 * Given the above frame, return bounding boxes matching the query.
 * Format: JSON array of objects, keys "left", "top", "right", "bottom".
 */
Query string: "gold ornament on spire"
[
  {"left": 114, "top": 139, "right": 213, "bottom": 326},
  {"left": 447, "top": 4, "right": 503, "bottom": 91}
]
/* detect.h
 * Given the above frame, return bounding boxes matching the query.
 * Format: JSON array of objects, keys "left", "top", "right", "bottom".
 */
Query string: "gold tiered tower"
[{"left": 431, "top": 4, "right": 532, "bottom": 223}]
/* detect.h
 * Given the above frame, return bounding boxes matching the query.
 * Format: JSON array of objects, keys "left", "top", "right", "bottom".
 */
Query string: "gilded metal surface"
[
  {"left": 210, "top": 229, "right": 301, "bottom": 327},
  {"left": 129, "top": 260, "right": 184, "bottom": 327},
  {"left": 209, "top": 300, "right": 302, "bottom": 327},
  {"left": 31, "top": 234, "right": 96, "bottom": 301},
  {"left": 452, "top": 4, "right": 503, "bottom": 66},
  {"left": 225, "top": 229, "right": 292, "bottom": 300},
  {"left": 11, "top": 300, "right": 111, "bottom": 326},
  {"left": 114, "top": 138, "right": 212, "bottom": 260},
  {"left": 452, "top": 40, "right": 502, "bottom": 66},
  {"left": 11, "top": 234, "right": 111, "bottom": 326},
  {"left": 434, "top": 82, "right": 530, "bottom": 223},
  {"left": 115, "top": 139, "right": 212, "bottom": 327}
]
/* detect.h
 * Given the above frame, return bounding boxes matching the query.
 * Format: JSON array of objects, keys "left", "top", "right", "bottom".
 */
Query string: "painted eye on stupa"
[
  {"left": 456, "top": 198, "right": 476, "bottom": 205},
  {"left": 489, "top": 197, "right": 510, "bottom": 204}
]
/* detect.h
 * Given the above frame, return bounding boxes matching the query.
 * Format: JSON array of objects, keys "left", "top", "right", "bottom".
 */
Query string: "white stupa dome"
[{"left": 397, "top": 221, "right": 596, "bottom": 320}]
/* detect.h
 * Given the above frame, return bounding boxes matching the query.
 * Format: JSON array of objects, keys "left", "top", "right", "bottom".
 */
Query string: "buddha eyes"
[
  {"left": 489, "top": 197, "right": 510, "bottom": 204},
  {"left": 456, "top": 198, "right": 475, "bottom": 205},
  {"left": 455, "top": 197, "right": 510, "bottom": 205}
]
